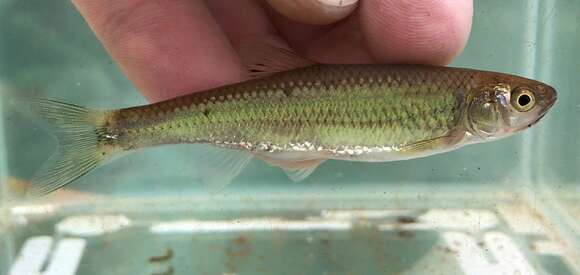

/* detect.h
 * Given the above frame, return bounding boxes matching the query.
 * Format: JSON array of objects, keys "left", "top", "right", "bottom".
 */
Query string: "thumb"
[{"left": 266, "top": 0, "right": 358, "bottom": 25}]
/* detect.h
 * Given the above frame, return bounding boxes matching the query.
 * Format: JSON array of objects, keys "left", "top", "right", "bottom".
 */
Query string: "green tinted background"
[
  {"left": 0, "top": 0, "right": 578, "bottom": 274},
  {"left": 1, "top": 0, "right": 578, "bottom": 196}
]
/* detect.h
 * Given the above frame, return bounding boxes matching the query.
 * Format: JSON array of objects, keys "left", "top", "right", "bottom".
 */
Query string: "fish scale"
[
  {"left": 107, "top": 64, "right": 470, "bottom": 152},
  {"left": 22, "top": 58, "right": 556, "bottom": 195}
]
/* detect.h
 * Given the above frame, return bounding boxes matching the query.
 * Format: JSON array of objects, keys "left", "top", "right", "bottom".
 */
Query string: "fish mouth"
[
  {"left": 537, "top": 96, "right": 557, "bottom": 121},
  {"left": 546, "top": 96, "right": 557, "bottom": 110},
  {"left": 529, "top": 113, "right": 547, "bottom": 127},
  {"left": 515, "top": 100, "right": 555, "bottom": 131},
  {"left": 507, "top": 98, "right": 555, "bottom": 132}
]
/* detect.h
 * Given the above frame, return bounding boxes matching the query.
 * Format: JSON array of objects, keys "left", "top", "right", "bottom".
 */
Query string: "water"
[{"left": 1, "top": 0, "right": 579, "bottom": 274}]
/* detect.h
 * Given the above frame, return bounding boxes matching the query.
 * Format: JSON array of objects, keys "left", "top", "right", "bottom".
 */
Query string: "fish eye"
[{"left": 511, "top": 87, "right": 535, "bottom": 112}]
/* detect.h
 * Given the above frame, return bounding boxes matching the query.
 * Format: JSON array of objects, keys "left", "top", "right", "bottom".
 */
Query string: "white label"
[{"left": 9, "top": 237, "right": 86, "bottom": 275}]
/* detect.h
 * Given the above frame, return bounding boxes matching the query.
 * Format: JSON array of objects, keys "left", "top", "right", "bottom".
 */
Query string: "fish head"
[{"left": 466, "top": 75, "right": 557, "bottom": 140}]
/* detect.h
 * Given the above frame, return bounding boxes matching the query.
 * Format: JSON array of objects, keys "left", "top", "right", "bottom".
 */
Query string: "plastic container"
[{"left": 1, "top": 0, "right": 578, "bottom": 274}]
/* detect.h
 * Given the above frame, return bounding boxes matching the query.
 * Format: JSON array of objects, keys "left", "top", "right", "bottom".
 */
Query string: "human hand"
[{"left": 73, "top": 0, "right": 473, "bottom": 102}]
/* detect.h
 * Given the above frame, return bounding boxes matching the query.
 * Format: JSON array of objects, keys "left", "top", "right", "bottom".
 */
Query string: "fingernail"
[
  {"left": 317, "top": 0, "right": 358, "bottom": 7},
  {"left": 267, "top": 0, "right": 358, "bottom": 25}
]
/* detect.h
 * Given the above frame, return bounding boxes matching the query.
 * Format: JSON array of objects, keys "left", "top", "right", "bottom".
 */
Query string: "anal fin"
[
  {"left": 283, "top": 165, "right": 321, "bottom": 182},
  {"left": 257, "top": 154, "right": 325, "bottom": 182}
]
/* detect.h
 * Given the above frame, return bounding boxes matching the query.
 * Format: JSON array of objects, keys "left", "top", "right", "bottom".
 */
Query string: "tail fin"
[{"left": 17, "top": 99, "right": 111, "bottom": 197}]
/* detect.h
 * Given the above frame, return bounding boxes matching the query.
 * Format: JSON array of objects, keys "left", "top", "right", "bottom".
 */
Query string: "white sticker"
[
  {"left": 56, "top": 215, "right": 131, "bottom": 237},
  {"left": 10, "top": 237, "right": 86, "bottom": 275},
  {"left": 444, "top": 231, "right": 537, "bottom": 275}
]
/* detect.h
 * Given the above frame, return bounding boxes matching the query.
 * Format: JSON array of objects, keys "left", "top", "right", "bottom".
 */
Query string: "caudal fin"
[{"left": 17, "top": 99, "right": 112, "bottom": 197}]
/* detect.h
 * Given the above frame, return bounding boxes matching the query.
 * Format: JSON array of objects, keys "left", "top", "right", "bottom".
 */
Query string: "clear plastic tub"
[{"left": 1, "top": 0, "right": 579, "bottom": 274}]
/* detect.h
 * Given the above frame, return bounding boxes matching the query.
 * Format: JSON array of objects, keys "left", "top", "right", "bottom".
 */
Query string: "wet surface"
[{"left": 3, "top": 198, "right": 578, "bottom": 275}]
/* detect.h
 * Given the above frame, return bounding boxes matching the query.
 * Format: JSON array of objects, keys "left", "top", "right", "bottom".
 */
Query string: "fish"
[{"left": 20, "top": 40, "right": 557, "bottom": 196}]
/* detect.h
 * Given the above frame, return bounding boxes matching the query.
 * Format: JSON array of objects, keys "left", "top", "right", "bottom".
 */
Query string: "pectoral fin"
[{"left": 399, "top": 132, "right": 464, "bottom": 153}]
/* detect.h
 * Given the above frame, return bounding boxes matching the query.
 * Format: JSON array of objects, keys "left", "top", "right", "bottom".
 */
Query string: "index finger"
[
  {"left": 360, "top": 0, "right": 473, "bottom": 65},
  {"left": 268, "top": 0, "right": 473, "bottom": 65},
  {"left": 72, "top": 0, "right": 242, "bottom": 102}
]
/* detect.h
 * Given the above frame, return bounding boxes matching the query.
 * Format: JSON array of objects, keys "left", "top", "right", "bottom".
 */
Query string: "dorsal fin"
[{"left": 238, "top": 36, "right": 315, "bottom": 79}]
